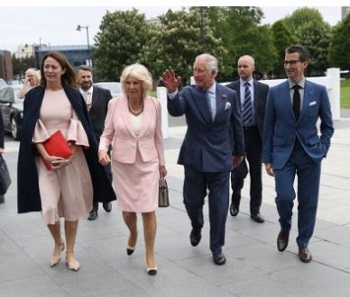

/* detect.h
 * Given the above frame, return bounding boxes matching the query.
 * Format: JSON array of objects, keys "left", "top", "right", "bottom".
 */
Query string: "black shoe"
[
  {"left": 146, "top": 267, "right": 157, "bottom": 276},
  {"left": 213, "top": 253, "right": 226, "bottom": 265},
  {"left": 103, "top": 202, "right": 112, "bottom": 212},
  {"left": 230, "top": 203, "right": 239, "bottom": 216},
  {"left": 250, "top": 213, "right": 265, "bottom": 223},
  {"left": 277, "top": 230, "right": 289, "bottom": 252},
  {"left": 299, "top": 247, "right": 312, "bottom": 263},
  {"left": 88, "top": 210, "right": 98, "bottom": 221},
  {"left": 0, "top": 195, "right": 4, "bottom": 204},
  {"left": 190, "top": 228, "right": 202, "bottom": 247}
]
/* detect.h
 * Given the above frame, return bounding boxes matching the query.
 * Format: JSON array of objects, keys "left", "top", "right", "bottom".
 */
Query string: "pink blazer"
[{"left": 99, "top": 96, "right": 165, "bottom": 166}]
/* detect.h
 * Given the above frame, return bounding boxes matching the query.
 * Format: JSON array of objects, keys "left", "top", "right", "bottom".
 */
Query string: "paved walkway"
[{"left": 0, "top": 114, "right": 349, "bottom": 297}]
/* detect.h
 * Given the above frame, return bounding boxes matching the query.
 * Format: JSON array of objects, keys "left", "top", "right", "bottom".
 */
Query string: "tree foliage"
[
  {"left": 271, "top": 20, "right": 297, "bottom": 78},
  {"left": 89, "top": 6, "right": 346, "bottom": 84},
  {"left": 12, "top": 55, "right": 36, "bottom": 79},
  {"left": 189, "top": 6, "right": 277, "bottom": 80},
  {"left": 93, "top": 9, "right": 151, "bottom": 81},
  {"left": 328, "top": 13, "right": 350, "bottom": 71},
  {"left": 283, "top": 8, "right": 332, "bottom": 76},
  {"left": 150, "top": 9, "right": 226, "bottom": 84}
]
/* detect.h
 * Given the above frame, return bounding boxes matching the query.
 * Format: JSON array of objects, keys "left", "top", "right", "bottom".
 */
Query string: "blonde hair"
[
  {"left": 25, "top": 68, "right": 40, "bottom": 80},
  {"left": 120, "top": 63, "right": 153, "bottom": 98}
]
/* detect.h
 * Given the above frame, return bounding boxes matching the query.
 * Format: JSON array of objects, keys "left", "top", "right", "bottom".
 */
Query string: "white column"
[
  {"left": 326, "top": 68, "right": 340, "bottom": 121},
  {"left": 156, "top": 86, "right": 169, "bottom": 139}
]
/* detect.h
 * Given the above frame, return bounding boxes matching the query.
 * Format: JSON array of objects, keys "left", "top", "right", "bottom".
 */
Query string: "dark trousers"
[
  {"left": 92, "top": 145, "right": 113, "bottom": 211},
  {"left": 274, "top": 140, "right": 321, "bottom": 248},
  {"left": 231, "top": 126, "right": 262, "bottom": 215},
  {"left": 183, "top": 166, "right": 230, "bottom": 255},
  {"left": 92, "top": 162, "right": 112, "bottom": 210}
]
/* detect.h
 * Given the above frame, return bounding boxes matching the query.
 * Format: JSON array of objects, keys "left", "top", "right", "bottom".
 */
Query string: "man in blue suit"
[
  {"left": 263, "top": 45, "right": 334, "bottom": 263},
  {"left": 162, "top": 53, "right": 245, "bottom": 265}
]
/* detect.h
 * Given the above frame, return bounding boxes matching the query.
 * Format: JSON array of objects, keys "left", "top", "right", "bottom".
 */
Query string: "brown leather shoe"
[
  {"left": 299, "top": 247, "right": 312, "bottom": 263},
  {"left": 277, "top": 231, "right": 289, "bottom": 252}
]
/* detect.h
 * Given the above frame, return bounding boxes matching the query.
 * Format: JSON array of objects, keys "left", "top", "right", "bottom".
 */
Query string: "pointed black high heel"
[
  {"left": 127, "top": 246, "right": 135, "bottom": 256},
  {"left": 146, "top": 267, "right": 157, "bottom": 276}
]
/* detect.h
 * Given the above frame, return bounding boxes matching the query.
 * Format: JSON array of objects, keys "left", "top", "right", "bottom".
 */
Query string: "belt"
[{"left": 243, "top": 125, "right": 258, "bottom": 131}]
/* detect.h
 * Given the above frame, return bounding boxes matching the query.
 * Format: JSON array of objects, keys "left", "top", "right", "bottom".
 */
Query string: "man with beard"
[{"left": 76, "top": 65, "right": 113, "bottom": 220}]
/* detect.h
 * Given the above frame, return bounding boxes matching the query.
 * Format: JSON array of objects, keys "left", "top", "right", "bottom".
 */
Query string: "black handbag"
[
  {"left": 0, "top": 155, "right": 11, "bottom": 195},
  {"left": 158, "top": 179, "right": 169, "bottom": 207}
]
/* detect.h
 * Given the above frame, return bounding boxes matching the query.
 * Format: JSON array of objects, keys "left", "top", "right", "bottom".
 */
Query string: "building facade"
[
  {"left": 0, "top": 50, "right": 13, "bottom": 81},
  {"left": 34, "top": 45, "right": 91, "bottom": 69}
]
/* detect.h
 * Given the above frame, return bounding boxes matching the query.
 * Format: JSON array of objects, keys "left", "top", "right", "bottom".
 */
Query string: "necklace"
[{"left": 128, "top": 101, "right": 143, "bottom": 116}]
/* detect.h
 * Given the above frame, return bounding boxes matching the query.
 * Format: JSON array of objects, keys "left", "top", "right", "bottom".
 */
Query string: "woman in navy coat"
[{"left": 17, "top": 52, "right": 116, "bottom": 271}]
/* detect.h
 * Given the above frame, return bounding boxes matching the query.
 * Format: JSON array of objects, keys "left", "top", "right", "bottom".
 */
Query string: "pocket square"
[
  {"left": 42, "top": 130, "right": 73, "bottom": 170},
  {"left": 309, "top": 101, "right": 317, "bottom": 106},
  {"left": 225, "top": 102, "right": 231, "bottom": 110}
]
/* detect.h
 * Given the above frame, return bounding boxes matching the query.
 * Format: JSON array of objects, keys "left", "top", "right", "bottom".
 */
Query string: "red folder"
[{"left": 42, "top": 130, "right": 73, "bottom": 170}]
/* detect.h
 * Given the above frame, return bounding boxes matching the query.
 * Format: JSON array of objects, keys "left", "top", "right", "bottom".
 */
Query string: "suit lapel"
[
  {"left": 232, "top": 82, "right": 241, "bottom": 108},
  {"left": 138, "top": 97, "right": 153, "bottom": 137},
  {"left": 120, "top": 97, "right": 137, "bottom": 137},
  {"left": 91, "top": 88, "right": 97, "bottom": 107},
  {"left": 215, "top": 85, "right": 228, "bottom": 120},
  {"left": 301, "top": 81, "right": 314, "bottom": 118},
  {"left": 192, "top": 87, "right": 212, "bottom": 124}
]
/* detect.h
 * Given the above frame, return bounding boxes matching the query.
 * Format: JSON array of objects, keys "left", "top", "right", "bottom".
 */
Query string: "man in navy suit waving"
[
  {"left": 162, "top": 53, "right": 244, "bottom": 265},
  {"left": 263, "top": 45, "right": 334, "bottom": 263}
]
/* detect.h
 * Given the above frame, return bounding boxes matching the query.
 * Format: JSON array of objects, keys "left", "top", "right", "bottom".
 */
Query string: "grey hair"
[{"left": 194, "top": 53, "right": 218, "bottom": 74}]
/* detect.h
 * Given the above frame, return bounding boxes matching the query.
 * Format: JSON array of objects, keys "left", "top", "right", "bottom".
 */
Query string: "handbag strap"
[{"left": 159, "top": 178, "right": 167, "bottom": 189}]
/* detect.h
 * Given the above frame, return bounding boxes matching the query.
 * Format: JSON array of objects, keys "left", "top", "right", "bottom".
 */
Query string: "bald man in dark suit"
[{"left": 226, "top": 55, "right": 269, "bottom": 223}]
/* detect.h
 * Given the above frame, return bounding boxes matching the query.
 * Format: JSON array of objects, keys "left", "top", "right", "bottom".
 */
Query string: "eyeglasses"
[{"left": 284, "top": 60, "right": 301, "bottom": 66}]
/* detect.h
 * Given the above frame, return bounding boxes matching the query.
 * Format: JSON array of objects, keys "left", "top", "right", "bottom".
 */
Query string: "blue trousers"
[
  {"left": 274, "top": 141, "right": 321, "bottom": 248},
  {"left": 183, "top": 166, "right": 230, "bottom": 255}
]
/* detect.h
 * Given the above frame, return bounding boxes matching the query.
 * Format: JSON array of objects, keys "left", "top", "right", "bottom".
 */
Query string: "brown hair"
[{"left": 40, "top": 51, "right": 77, "bottom": 88}]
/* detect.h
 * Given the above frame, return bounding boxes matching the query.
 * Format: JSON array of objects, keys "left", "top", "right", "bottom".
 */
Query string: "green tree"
[
  {"left": 93, "top": 9, "right": 151, "bottom": 81},
  {"left": 283, "top": 8, "right": 332, "bottom": 76},
  {"left": 271, "top": 20, "right": 297, "bottom": 78},
  {"left": 12, "top": 54, "right": 36, "bottom": 80},
  {"left": 195, "top": 6, "right": 277, "bottom": 81},
  {"left": 147, "top": 9, "right": 225, "bottom": 85},
  {"left": 328, "top": 13, "right": 350, "bottom": 71}
]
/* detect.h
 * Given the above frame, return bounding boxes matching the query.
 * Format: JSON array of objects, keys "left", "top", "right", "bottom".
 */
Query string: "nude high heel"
[
  {"left": 65, "top": 251, "right": 80, "bottom": 271},
  {"left": 49, "top": 242, "right": 65, "bottom": 267}
]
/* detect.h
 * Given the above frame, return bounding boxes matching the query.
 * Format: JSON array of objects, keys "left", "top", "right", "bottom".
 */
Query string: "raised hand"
[{"left": 161, "top": 69, "right": 182, "bottom": 93}]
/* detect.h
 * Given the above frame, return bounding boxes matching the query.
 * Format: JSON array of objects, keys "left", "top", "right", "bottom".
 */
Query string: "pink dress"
[
  {"left": 32, "top": 89, "right": 93, "bottom": 225},
  {"left": 100, "top": 96, "right": 165, "bottom": 213},
  {"left": 112, "top": 112, "right": 159, "bottom": 213}
]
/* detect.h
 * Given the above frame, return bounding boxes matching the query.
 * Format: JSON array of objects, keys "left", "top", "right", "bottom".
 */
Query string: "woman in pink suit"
[{"left": 98, "top": 63, "right": 167, "bottom": 276}]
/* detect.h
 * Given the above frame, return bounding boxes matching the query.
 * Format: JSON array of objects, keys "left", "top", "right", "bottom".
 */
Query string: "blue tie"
[
  {"left": 206, "top": 90, "right": 214, "bottom": 119},
  {"left": 242, "top": 82, "right": 253, "bottom": 126}
]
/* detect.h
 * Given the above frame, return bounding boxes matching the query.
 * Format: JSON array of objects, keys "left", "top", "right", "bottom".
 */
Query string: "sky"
[{"left": 0, "top": 1, "right": 347, "bottom": 53}]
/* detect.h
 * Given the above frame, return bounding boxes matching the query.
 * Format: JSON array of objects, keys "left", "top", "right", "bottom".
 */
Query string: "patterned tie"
[
  {"left": 83, "top": 92, "right": 92, "bottom": 111},
  {"left": 293, "top": 85, "right": 301, "bottom": 120},
  {"left": 242, "top": 82, "right": 253, "bottom": 126}
]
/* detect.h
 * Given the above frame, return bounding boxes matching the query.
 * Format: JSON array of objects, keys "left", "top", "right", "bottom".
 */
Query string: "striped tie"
[{"left": 243, "top": 82, "right": 253, "bottom": 126}]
